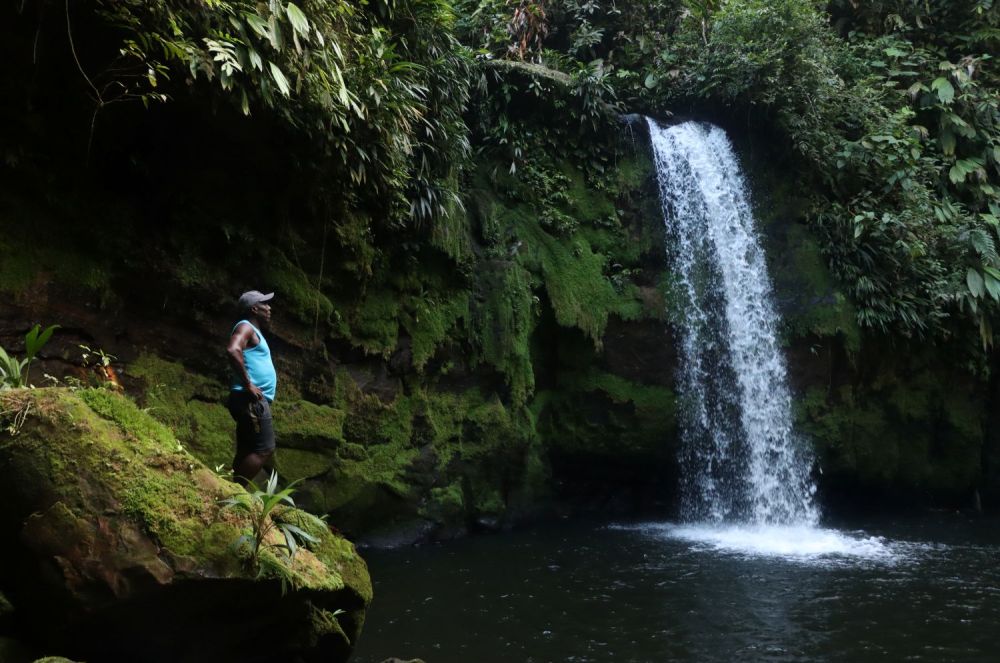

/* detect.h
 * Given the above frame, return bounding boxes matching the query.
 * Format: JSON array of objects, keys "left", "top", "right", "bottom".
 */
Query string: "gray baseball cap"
[{"left": 238, "top": 290, "right": 274, "bottom": 310}]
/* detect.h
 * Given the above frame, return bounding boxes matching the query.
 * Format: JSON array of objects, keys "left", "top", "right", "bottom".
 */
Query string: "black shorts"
[{"left": 227, "top": 391, "right": 276, "bottom": 457}]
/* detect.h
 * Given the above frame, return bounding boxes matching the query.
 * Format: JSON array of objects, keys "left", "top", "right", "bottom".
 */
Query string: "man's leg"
[
  {"left": 229, "top": 393, "right": 276, "bottom": 487},
  {"left": 233, "top": 449, "right": 274, "bottom": 487}
]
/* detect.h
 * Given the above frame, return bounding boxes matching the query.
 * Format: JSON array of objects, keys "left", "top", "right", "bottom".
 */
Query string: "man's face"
[{"left": 252, "top": 302, "right": 272, "bottom": 326}]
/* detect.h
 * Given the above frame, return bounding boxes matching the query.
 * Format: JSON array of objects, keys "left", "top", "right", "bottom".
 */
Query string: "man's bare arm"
[{"left": 226, "top": 324, "right": 264, "bottom": 400}]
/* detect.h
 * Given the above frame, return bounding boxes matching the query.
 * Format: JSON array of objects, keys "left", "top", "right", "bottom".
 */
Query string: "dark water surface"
[{"left": 351, "top": 516, "right": 1000, "bottom": 663}]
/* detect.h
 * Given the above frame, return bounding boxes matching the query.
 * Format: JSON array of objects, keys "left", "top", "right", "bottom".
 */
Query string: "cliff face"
[
  {"left": 0, "top": 3, "right": 995, "bottom": 542},
  {"left": 747, "top": 131, "right": 992, "bottom": 512},
  {"left": 0, "top": 388, "right": 371, "bottom": 662},
  {"left": 0, "top": 114, "right": 995, "bottom": 551}
]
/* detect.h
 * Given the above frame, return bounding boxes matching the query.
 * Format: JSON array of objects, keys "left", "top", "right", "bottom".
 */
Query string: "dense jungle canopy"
[{"left": 3, "top": 1, "right": 999, "bottom": 357}]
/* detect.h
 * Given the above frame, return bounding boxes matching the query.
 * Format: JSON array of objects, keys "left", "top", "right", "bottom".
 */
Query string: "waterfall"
[{"left": 647, "top": 119, "right": 818, "bottom": 526}]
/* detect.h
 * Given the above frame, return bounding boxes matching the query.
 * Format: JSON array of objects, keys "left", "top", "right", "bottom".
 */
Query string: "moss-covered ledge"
[{"left": 0, "top": 388, "right": 371, "bottom": 663}]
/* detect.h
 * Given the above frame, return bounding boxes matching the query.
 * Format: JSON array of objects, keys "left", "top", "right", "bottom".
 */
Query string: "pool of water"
[{"left": 351, "top": 515, "right": 1000, "bottom": 662}]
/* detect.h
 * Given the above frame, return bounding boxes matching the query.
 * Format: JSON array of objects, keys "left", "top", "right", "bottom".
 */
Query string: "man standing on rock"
[{"left": 226, "top": 290, "right": 278, "bottom": 486}]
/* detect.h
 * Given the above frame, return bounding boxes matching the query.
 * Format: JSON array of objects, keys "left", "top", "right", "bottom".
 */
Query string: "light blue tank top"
[{"left": 230, "top": 320, "right": 277, "bottom": 401}]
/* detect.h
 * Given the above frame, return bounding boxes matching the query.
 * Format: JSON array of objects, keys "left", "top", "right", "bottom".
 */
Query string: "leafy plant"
[
  {"left": 79, "top": 344, "right": 123, "bottom": 389},
  {"left": 0, "top": 324, "right": 59, "bottom": 390},
  {"left": 220, "top": 470, "right": 325, "bottom": 583},
  {"left": 87, "top": 0, "right": 472, "bottom": 230}
]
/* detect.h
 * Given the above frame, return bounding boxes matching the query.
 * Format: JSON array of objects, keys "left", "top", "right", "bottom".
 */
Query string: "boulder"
[{"left": 0, "top": 388, "right": 371, "bottom": 663}]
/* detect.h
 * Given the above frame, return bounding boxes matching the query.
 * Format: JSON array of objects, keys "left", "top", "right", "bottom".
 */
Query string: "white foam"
[{"left": 614, "top": 522, "right": 897, "bottom": 562}]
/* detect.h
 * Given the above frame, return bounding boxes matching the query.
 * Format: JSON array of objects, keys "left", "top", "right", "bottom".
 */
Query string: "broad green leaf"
[
  {"left": 279, "top": 525, "right": 299, "bottom": 558},
  {"left": 268, "top": 16, "right": 284, "bottom": 51},
  {"left": 248, "top": 48, "right": 263, "bottom": 72},
  {"left": 24, "top": 324, "right": 58, "bottom": 359},
  {"left": 938, "top": 129, "right": 956, "bottom": 155},
  {"left": 644, "top": 73, "right": 657, "bottom": 89},
  {"left": 280, "top": 523, "right": 319, "bottom": 543},
  {"left": 245, "top": 14, "right": 269, "bottom": 37},
  {"left": 286, "top": 3, "right": 310, "bottom": 36},
  {"left": 983, "top": 266, "right": 1000, "bottom": 280},
  {"left": 269, "top": 62, "right": 291, "bottom": 96},
  {"left": 931, "top": 77, "right": 954, "bottom": 104},
  {"left": 967, "top": 268, "right": 984, "bottom": 298},
  {"left": 985, "top": 273, "right": 1000, "bottom": 301},
  {"left": 949, "top": 164, "right": 966, "bottom": 184}
]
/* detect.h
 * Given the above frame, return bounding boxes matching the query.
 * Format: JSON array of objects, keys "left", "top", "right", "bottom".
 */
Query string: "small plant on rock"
[
  {"left": 0, "top": 324, "right": 59, "bottom": 390},
  {"left": 220, "top": 470, "right": 324, "bottom": 581}
]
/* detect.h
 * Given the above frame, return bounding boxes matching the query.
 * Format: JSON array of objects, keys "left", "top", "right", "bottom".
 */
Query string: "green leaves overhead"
[
  {"left": 285, "top": 3, "right": 310, "bottom": 37},
  {"left": 968, "top": 268, "right": 985, "bottom": 298},
  {"left": 268, "top": 61, "right": 291, "bottom": 97},
  {"left": 931, "top": 76, "right": 955, "bottom": 104},
  {"left": 95, "top": 0, "right": 472, "bottom": 228},
  {"left": 624, "top": 0, "right": 1000, "bottom": 346}
]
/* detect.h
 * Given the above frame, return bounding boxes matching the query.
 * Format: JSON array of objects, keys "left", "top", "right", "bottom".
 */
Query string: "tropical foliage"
[
  {"left": 458, "top": 0, "right": 1000, "bottom": 348},
  {"left": 0, "top": 325, "right": 58, "bottom": 390},
  {"left": 85, "top": 0, "right": 472, "bottom": 227},
  {"left": 220, "top": 470, "right": 324, "bottom": 579},
  {"left": 6, "top": 0, "right": 1000, "bottom": 362}
]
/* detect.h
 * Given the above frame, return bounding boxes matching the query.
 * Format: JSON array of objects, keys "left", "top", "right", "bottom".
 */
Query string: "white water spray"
[{"left": 647, "top": 119, "right": 818, "bottom": 527}]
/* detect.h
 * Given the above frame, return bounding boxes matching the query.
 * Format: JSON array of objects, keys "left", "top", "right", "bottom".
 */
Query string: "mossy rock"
[
  {"left": 127, "top": 354, "right": 233, "bottom": 468},
  {"left": 798, "top": 371, "right": 985, "bottom": 503},
  {"left": 0, "top": 388, "right": 371, "bottom": 663},
  {"left": 277, "top": 448, "right": 336, "bottom": 481},
  {"left": 541, "top": 370, "right": 677, "bottom": 459},
  {"left": 273, "top": 399, "right": 346, "bottom": 450}
]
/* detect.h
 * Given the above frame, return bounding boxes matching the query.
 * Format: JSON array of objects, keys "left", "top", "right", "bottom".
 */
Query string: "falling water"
[{"left": 647, "top": 119, "right": 818, "bottom": 526}]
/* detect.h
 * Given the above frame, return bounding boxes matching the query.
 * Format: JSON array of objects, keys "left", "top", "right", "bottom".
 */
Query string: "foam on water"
[{"left": 612, "top": 522, "right": 898, "bottom": 563}]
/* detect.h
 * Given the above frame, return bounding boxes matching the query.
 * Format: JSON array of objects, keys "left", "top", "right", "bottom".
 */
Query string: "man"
[{"left": 226, "top": 290, "right": 278, "bottom": 486}]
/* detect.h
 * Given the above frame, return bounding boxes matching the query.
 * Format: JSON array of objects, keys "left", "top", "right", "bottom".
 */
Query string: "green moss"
[
  {"left": 78, "top": 388, "right": 178, "bottom": 450},
  {"left": 128, "top": 355, "right": 233, "bottom": 467},
  {"left": 783, "top": 225, "right": 860, "bottom": 349},
  {"left": 273, "top": 399, "right": 345, "bottom": 445},
  {"left": 287, "top": 372, "right": 537, "bottom": 531},
  {"left": 0, "top": 225, "right": 113, "bottom": 302},
  {"left": 564, "top": 166, "right": 616, "bottom": 226},
  {"left": 518, "top": 219, "right": 618, "bottom": 345},
  {"left": 282, "top": 509, "right": 372, "bottom": 604},
  {"left": 349, "top": 289, "right": 400, "bottom": 356},
  {"left": 420, "top": 482, "right": 465, "bottom": 522},
  {"left": 798, "top": 385, "right": 894, "bottom": 482},
  {"left": 470, "top": 485, "right": 504, "bottom": 515},
  {"left": 469, "top": 261, "right": 536, "bottom": 405},
  {"left": 1, "top": 388, "right": 368, "bottom": 604},
  {"left": 264, "top": 250, "right": 334, "bottom": 327},
  {"left": 276, "top": 448, "right": 334, "bottom": 480},
  {"left": 797, "top": 371, "right": 985, "bottom": 497},
  {"left": 430, "top": 204, "right": 473, "bottom": 263},
  {"left": 539, "top": 370, "right": 677, "bottom": 459},
  {"left": 0, "top": 389, "right": 224, "bottom": 566},
  {"left": 402, "top": 290, "right": 469, "bottom": 370}
]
